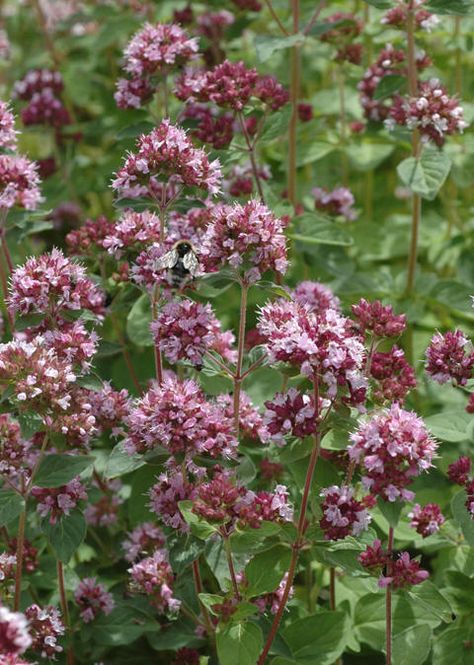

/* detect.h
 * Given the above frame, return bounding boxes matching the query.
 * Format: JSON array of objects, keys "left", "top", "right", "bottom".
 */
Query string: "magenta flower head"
[
  {"left": 293, "top": 281, "right": 341, "bottom": 315},
  {"left": 0, "top": 552, "right": 17, "bottom": 587},
  {"left": 24, "top": 604, "right": 64, "bottom": 659},
  {"left": 257, "top": 300, "right": 367, "bottom": 407},
  {"left": 359, "top": 539, "right": 388, "bottom": 571},
  {"left": 8, "top": 248, "right": 105, "bottom": 320},
  {"left": 425, "top": 330, "right": 474, "bottom": 386},
  {"left": 31, "top": 477, "right": 88, "bottom": 524},
  {"left": 74, "top": 577, "right": 115, "bottom": 623},
  {"left": 319, "top": 485, "right": 372, "bottom": 540},
  {"left": 13, "top": 69, "right": 63, "bottom": 100},
  {"left": 348, "top": 403, "right": 438, "bottom": 502},
  {"left": 201, "top": 200, "right": 288, "bottom": 283},
  {"left": 408, "top": 503, "right": 445, "bottom": 537},
  {"left": 0, "top": 414, "right": 30, "bottom": 480},
  {"left": 124, "top": 374, "right": 237, "bottom": 459},
  {"left": 151, "top": 298, "right": 235, "bottom": 368},
  {"left": 122, "top": 522, "right": 166, "bottom": 562},
  {"left": 313, "top": 186, "right": 357, "bottom": 222},
  {"left": 114, "top": 76, "right": 154, "bottom": 110},
  {"left": 112, "top": 119, "right": 222, "bottom": 201},
  {"left": 182, "top": 102, "right": 235, "bottom": 150},
  {"left": 0, "top": 154, "right": 42, "bottom": 210},
  {"left": 379, "top": 552, "right": 429, "bottom": 589},
  {"left": 0, "top": 605, "right": 31, "bottom": 654},
  {"left": 466, "top": 480, "right": 474, "bottom": 518},
  {"left": 370, "top": 347, "right": 416, "bottom": 404},
  {"left": 122, "top": 22, "right": 198, "bottom": 79},
  {"left": 352, "top": 298, "right": 407, "bottom": 338},
  {"left": 447, "top": 456, "right": 471, "bottom": 486},
  {"left": 128, "top": 550, "right": 181, "bottom": 616},
  {"left": 0, "top": 101, "right": 18, "bottom": 150},
  {"left": 102, "top": 209, "right": 161, "bottom": 259},
  {"left": 381, "top": 2, "right": 439, "bottom": 32},
  {"left": 387, "top": 79, "right": 468, "bottom": 146},
  {"left": 262, "top": 388, "right": 317, "bottom": 446},
  {"left": 149, "top": 465, "right": 197, "bottom": 532}
]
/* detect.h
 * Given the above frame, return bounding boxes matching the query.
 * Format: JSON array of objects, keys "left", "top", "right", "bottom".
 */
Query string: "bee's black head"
[{"left": 176, "top": 241, "right": 192, "bottom": 257}]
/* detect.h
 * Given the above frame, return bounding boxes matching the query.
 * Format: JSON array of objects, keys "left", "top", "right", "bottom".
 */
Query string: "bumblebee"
[{"left": 154, "top": 240, "right": 200, "bottom": 288}]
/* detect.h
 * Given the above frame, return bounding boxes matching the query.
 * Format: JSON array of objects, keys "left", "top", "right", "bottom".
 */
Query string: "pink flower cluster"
[
  {"left": 0, "top": 102, "right": 18, "bottom": 150},
  {"left": 425, "top": 330, "right": 474, "bottom": 385},
  {"left": 313, "top": 186, "right": 357, "bottom": 222},
  {"left": 352, "top": 298, "right": 407, "bottom": 338},
  {"left": 0, "top": 414, "right": 30, "bottom": 480},
  {"left": 254, "top": 573, "right": 294, "bottom": 615},
  {"left": 258, "top": 300, "right": 367, "bottom": 406},
  {"left": 35, "top": 320, "right": 99, "bottom": 372},
  {"left": 14, "top": 69, "right": 71, "bottom": 135},
  {"left": 31, "top": 477, "right": 88, "bottom": 524},
  {"left": 182, "top": 103, "right": 235, "bottom": 149},
  {"left": 319, "top": 485, "right": 371, "bottom": 540},
  {"left": 293, "top": 281, "right": 341, "bottom": 315},
  {"left": 13, "top": 69, "right": 63, "bottom": 99},
  {"left": 387, "top": 79, "right": 468, "bottom": 146},
  {"left": 447, "top": 456, "right": 474, "bottom": 518},
  {"left": 201, "top": 200, "right": 288, "bottom": 283},
  {"left": 128, "top": 549, "right": 180, "bottom": 615},
  {"left": 102, "top": 210, "right": 161, "bottom": 258},
  {"left": 348, "top": 403, "right": 437, "bottom": 502},
  {"left": 176, "top": 60, "right": 288, "bottom": 112},
  {"left": 0, "top": 552, "right": 16, "bottom": 586},
  {"left": 370, "top": 347, "right": 416, "bottom": 404},
  {"left": 0, "top": 605, "right": 31, "bottom": 655},
  {"left": 358, "top": 44, "right": 430, "bottom": 122},
  {"left": 74, "top": 577, "right": 115, "bottom": 623},
  {"left": 151, "top": 298, "right": 236, "bottom": 367},
  {"left": 124, "top": 375, "right": 237, "bottom": 459},
  {"left": 122, "top": 522, "right": 166, "bottom": 562},
  {"left": 149, "top": 465, "right": 197, "bottom": 531},
  {"left": 8, "top": 248, "right": 105, "bottom": 319},
  {"left": 0, "top": 154, "right": 42, "bottom": 210},
  {"left": 217, "top": 392, "right": 263, "bottom": 441},
  {"left": 381, "top": 2, "right": 440, "bottom": 32},
  {"left": 86, "top": 383, "right": 130, "bottom": 436},
  {"left": 262, "top": 388, "right": 317, "bottom": 446},
  {"left": 379, "top": 552, "right": 429, "bottom": 589},
  {"left": 24, "top": 604, "right": 64, "bottom": 658},
  {"left": 112, "top": 120, "right": 222, "bottom": 200},
  {"left": 223, "top": 162, "right": 270, "bottom": 198},
  {"left": 408, "top": 503, "right": 444, "bottom": 537},
  {"left": 84, "top": 478, "right": 124, "bottom": 527},
  {"left": 66, "top": 215, "right": 114, "bottom": 257}
]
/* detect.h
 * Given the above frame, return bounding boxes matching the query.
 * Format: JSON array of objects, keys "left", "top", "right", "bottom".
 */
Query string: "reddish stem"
[
  {"left": 13, "top": 508, "right": 26, "bottom": 611},
  {"left": 223, "top": 534, "right": 241, "bottom": 600},
  {"left": 192, "top": 560, "right": 215, "bottom": 638},
  {"left": 233, "top": 283, "right": 248, "bottom": 437},
  {"left": 238, "top": 113, "right": 265, "bottom": 202},
  {"left": 386, "top": 526, "right": 394, "bottom": 665},
  {"left": 58, "top": 560, "right": 75, "bottom": 665},
  {"left": 287, "top": 0, "right": 301, "bottom": 210}
]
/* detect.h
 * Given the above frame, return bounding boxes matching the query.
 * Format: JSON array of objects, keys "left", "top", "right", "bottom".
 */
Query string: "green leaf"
[
  {"left": 374, "top": 75, "right": 407, "bottom": 101},
  {"left": 17, "top": 412, "right": 43, "bottom": 439},
  {"left": 291, "top": 213, "right": 353, "bottom": 247},
  {"left": 168, "top": 533, "right": 205, "bottom": 574},
  {"left": 245, "top": 545, "right": 292, "bottom": 597},
  {"left": 426, "top": 0, "right": 474, "bottom": 15},
  {"left": 0, "top": 491, "right": 24, "bottom": 526},
  {"left": 216, "top": 622, "right": 263, "bottom": 665},
  {"left": 34, "top": 455, "right": 95, "bottom": 488},
  {"left": 179, "top": 500, "right": 218, "bottom": 539},
  {"left": 296, "top": 141, "right": 335, "bottom": 166},
  {"left": 91, "top": 601, "right": 155, "bottom": 646},
  {"left": 425, "top": 410, "right": 471, "bottom": 442},
  {"left": 282, "top": 610, "right": 350, "bottom": 664},
  {"left": 126, "top": 293, "right": 153, "bottom": 347},
  {"left": 255, "top": 34, "right": 305, "bottom": 63},
  {"left": 345, "top": 143, "right": 394, "bottom": 172},
  {"left": 43, "top": 510, "right": 87, "bottom": 563},
  {"left": 408, "top": 581, "right": 453, "bottom": 623},
  {"left": 105, "top": 441, "right": 145, "bottom": 479},
  {"left": 429, "top": 281, "right": 474, "bottom": 316},
  {"left": 377, "top": 498, "right": 404, "bottom": 528},
  {"left": 397, "top": 148, "right": 452, "bottom": 201},
  {"left": 117, "top": 121, "right": 155, "bottom": 140},
  {"left": 363, "top": 0, "right": 392, "bottom": 7},
  {"left": 451, "top": 490, "right": 474, "bottom": 546},
  {"left": 148, "top": 619, "right": 205, "bottom": 651},
  {"left": 392, "top": 624, "right": 432, "bottom": 665},
  {"left": 260, "top": 107, "right": 292, "bottom": 142},
  {"left": 432, "top": 625, "right": 474, "bottom": 664}
]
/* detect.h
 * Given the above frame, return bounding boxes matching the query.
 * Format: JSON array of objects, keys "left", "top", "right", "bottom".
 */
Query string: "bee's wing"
[
  {"left": 182, "top": 251, "right": 200, "bottom": 276},
  {"left": 154, "top": 249, "right": 178, "bottom": 271}
]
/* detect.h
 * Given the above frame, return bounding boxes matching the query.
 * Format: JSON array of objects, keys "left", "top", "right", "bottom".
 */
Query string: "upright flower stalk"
[
  {"left": 385, "top": 526, "right": 394, "bottom": 665},
  {"left": 287, "top": 0, "right": 301, "bottom": 209},
  {"left": 233, "top": 282, "right": 248, "bottom": 436}
]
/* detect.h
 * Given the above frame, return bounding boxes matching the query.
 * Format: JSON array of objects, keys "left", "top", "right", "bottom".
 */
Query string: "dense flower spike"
[
  {"left": 85, "top": 478, "right": 124, "bottom": 527},
  {"left": 348, "top": 404, "right": 437, "bottom": 502},
  {"left": 379, "top": 552, "right": 429, "bottom": 589},
  {"left": 124, "top": 375, "right": 237, "bottom": 458},
  {"left": 114, "top": 76, "right": 154, "bottom": 109},
  {"left": 0, "top": 552, "right": 16, "bottom": 586},
  {"left": 7, "top": 539, "right": 38, "bottom": 574},
  {"left": 74, "top": 578, "right": 115, "bottom": 623},
  {"left": 319, "top": 485, "right": 371, "bottom": 540},
  {"left": 425, "top": 330, "right": 474, "bottom": 385},
  {"left": 182, "top": 103, "right": 234, "bottom": 149},
  {"left": 112, "top": 120, "right": 222, "bottom": 199},
  {"left": 408, "top": 503, "right": 445, "bottom": 537},
  {"left": 223, "top": 163, "right": 270, "bottom": 198},
  {"left": 258, "top": 300, "right": 366, "bottom": 406},
  {"left": 0, "top": 101, "right": 18, "bottom": 150},
  {"left": 387, "top": 79, "right": 468, "bottom": 146},
  {"left": 370, "top": 347, "right": 416, "bottom": 404},
  {"left": 103, "top": 210, "right": 161, "bottom": 258},
  {"left": 262, "top": 388, "right": 317, "bottom": 446},
  {"left": 121, "top": 23, "right": 198, "bottom": 78},
  {"left": 37, "top": 320, "right": 99, "bottom": 371},
  {"left": 447, "top": 456, "right": 471, "bottom": 486},
  {"left": 151, "top": 299, "right": 236, "bottom": 367},
  {"left": 313, "top": 186, "right": 357, "bottom": 222},
  {"left": 0, "top": 155, "right": 42, "bottom": 210},
  {"left": 149, "top": 466, "right": 196, "bottom": 531},
  {"left": 466, "top": 480, "right": 474, "bottom": 518},
  {"left": 0, "top": 605, "right": 31, "bottom": 654},
  {"left": 8, "top": 248, "right": 105, "bottom": 319},
  {"left": 201, "top": 200, "right": 288, "bottom": 283},
  {"left": 0, "top": 414, "right": 30, "bottom": 479},
  {"left": 66, "top": 215, "right": 115, "bottom": 256},
  {"left": 13, "top": 69, "right": 63, "bottom": 100},
  {"left": 352, "top": 298, "right": 407, "bottom": 338},
  {"left": 381, "top": 1, "right": 439, "bottom": 32},
  {"left": 20, "top": 89, "right": 71, "bottom": 131},
  {"left": 359, "top": 539, "right": 388, "bottom": 571},
  {"left": 254, "top": 573, "right": 294, "bottom": 615},
  {"left": 24, "top": 604, "right": 64, "bottom": 658},
  {"left": 122, "top": 522, "right": 166, "bottom": 562},
  {"left": 216, "top": 392, "right": 264, "bottom": 441},
  {"left": 31, "top": 477, "right": 88, "bottom": 524},
  {"left": 87, "top": 383, "right": 130, "bottom": 435},
  {"left": 128, "top": 550, "right": 180, "bottom": 615},
  {"left": 293, "top": 281, "right": 341, "bottom": 315}
]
